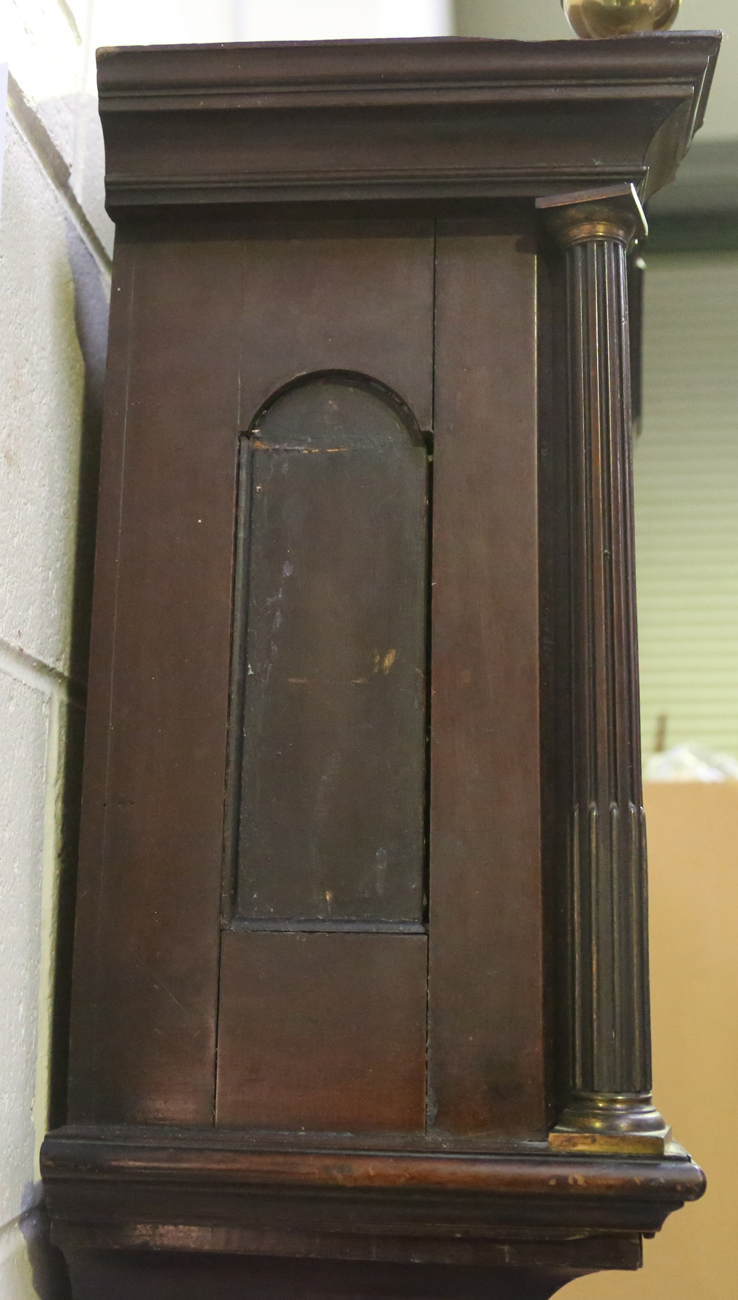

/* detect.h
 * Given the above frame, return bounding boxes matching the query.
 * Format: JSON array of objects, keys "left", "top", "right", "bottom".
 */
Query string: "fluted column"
[{"left": 537, "top": 184, "right": 669, "bottom": 1154}]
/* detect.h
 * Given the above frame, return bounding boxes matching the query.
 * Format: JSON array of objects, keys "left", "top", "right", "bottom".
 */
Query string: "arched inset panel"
[{"left": 227, "top": 372, "right": 431, "bottom": 926}]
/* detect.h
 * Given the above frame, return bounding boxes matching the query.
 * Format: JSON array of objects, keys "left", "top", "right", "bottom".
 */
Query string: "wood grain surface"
[
  {"left": 68, "top": 233, "right": 244, "bottom": 1124},
  {"left": 428, "top": 217, "right": 546, "bottom": 1138},
  {"left": 216, "top": 932, "right": 427, "bottom": 1130},
  {"left": 63, "top": 1252, "right": 615, "bottom": 1300}
]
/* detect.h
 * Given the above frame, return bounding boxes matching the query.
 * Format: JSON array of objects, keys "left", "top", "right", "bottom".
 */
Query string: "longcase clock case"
[{"left": 41, "top": 33, "right": 720, "bottom": 1300}]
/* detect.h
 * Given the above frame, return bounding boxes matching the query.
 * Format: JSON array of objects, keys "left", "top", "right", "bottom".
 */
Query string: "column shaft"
[{"left": 537, "top": 185, "right": 669, "bottom": 1154}]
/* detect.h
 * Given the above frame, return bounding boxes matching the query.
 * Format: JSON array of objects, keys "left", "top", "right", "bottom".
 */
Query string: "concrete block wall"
[{"left": 1, "top": 0, "right": 107, "bottom": 1288}]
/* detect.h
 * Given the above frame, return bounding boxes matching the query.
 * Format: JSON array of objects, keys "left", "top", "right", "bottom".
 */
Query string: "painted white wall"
[
  {"left": 1, "top": 1, "right": 104, "bottom": 1291},
  {"left": 0, "top": 64, "right": 6, "bottom": 208},
  {"left": 236, "top": 0, "right": 453, "bottom": 41}
]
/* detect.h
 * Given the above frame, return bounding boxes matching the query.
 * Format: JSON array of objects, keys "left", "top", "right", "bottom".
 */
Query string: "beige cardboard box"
[{"left": 570, "top": 784, "right": 738, "bottom": 1299}]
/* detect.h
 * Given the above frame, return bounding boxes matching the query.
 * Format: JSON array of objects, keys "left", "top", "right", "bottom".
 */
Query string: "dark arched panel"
[{"left": 227, "top": 373, "right": 430, "bottom": 926}]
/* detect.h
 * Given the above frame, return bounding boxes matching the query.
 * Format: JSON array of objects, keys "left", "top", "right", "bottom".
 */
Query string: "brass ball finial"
[{"left": 561, "top": 0, "right": 680, "bottom": 38}]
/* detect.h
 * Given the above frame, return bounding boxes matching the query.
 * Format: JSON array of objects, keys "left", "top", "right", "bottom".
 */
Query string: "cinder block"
[
  {"left": 34, "top": 693, "right": 86, "bottom": 1147},
  {"left": 0, "top": 1219, "right": 37, "bottom": 1300},
  {"left": 67, "top": 91, "right": 114, "bottom": 259},
  {"left": 4, "top": 0, "right": 86, "bottom": 170},
  {"left": 0, "top": 667, "right": 50, "bottom": 1229},
  {"left": 0, "top": 120, "right": 86, "bottom": 677}
]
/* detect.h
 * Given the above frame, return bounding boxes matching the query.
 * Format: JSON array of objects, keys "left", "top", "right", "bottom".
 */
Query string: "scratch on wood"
[{"left": 259, "top": 445, "right": 350, "bottom": 453}]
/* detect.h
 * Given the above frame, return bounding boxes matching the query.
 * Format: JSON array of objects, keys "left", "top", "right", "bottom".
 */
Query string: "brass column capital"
[{"left": 536, "top": 182, "right": 647, "bottom": 249}]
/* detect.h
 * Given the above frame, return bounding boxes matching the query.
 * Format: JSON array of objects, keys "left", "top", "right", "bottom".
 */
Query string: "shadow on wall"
[
  {"left": 47, "top": 223, "right": 109, "bottom": 1133},
  {"left": 19, "top": 1202, "right": 72, "bottom": 1300},
  {"left": 19, "top": 218, "right": 109, "bottom": 1300}
]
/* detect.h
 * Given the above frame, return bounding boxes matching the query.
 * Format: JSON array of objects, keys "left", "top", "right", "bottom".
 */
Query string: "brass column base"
[{"left": 550, "top": 1094, "right": 671, "bottom": 1155}]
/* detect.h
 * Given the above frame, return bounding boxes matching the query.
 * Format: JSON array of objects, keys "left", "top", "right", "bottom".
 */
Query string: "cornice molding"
[{"left": 97, "top": 34, "right": 721, "bottom": 216}]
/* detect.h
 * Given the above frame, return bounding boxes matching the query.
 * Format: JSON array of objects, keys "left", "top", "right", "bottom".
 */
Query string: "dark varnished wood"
[
  {"left": 213, "top": 222, "right": 436, "bottom": 1135},
  {"left": 67, "top": 218, "right": 435, "bottom": 1134},
  {"left": 566, "top": 235, "right": 650, "bottom": 1097},
  {"left": 230, "top": 377, "right": 429, "bottom": 925},
  {"left": 537, "top": 186, "right": 664, "bottom": 1149},
  {"left": 628, "top": 251, "right": 646, "bottom": 438},
  {"left": 216, "top": 932, "right": 427, "bottom": 1130},
  {"left": 62, "top": 1254, "right": 615, "bottom": 1300},
  {"left": 66, "top": 240, "right": 136, "bottom": 1124},
  {"left": 429, "top": 217, "right": 545, "bottom": 1139},
  {"left": 42, "top": 1125, "right": 705, "bottom": 1201},
  {"left": 96, "top": 36, "right": 720, "bottom": 212},
  {"left": 68, "top": 233, "right": 244, "bottom": 1125},
  {"left": 51, "top": 35, "right": 719, "bottom": 1296},
  {"left": 42, "top": 1125, "right": 704, "bottom": 1268},
  {"left": 537, "top": 237, "right": 572, "bottom": 1130},
  {"left": 237, "top": 222, "right": 434, "bottom": 430}
]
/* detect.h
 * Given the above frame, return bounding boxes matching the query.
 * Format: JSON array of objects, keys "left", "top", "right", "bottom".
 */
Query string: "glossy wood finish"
[
  {"left": 429, "top": 217, "right": 545, "bottom": 1139},
  {"left": 97, "top": 36, "right": 720, "bottom": 211},
  {"left": 62, "top": 1253, "right": 613, "bottom": 1300},
  {"left": 43, "top": 1124, "right": 705, "bottom": 1204},
  {"left": 43, "top": 1125, "right": 704, "bottom": 1265},
  {"left": 566, "top": 225, "right": 650, "bottom": 1098},
  {"left": 67, "top": 234, "right": 243, "bottom": 1125},
  {"left": 538, "top": 186, "right": 665, "bottom": 1150},
  {"left": 216, "top": 932, "right": 427, "bottom": 1130},
  {"left": 48, "top": 35, "right": 720, "bottom": 1296},
  {"left": 68, "top": 218, "right": 435, "bottom": 1131},
  {"left": 237, "top": 223, "right": 434, "bottom": 430}
]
